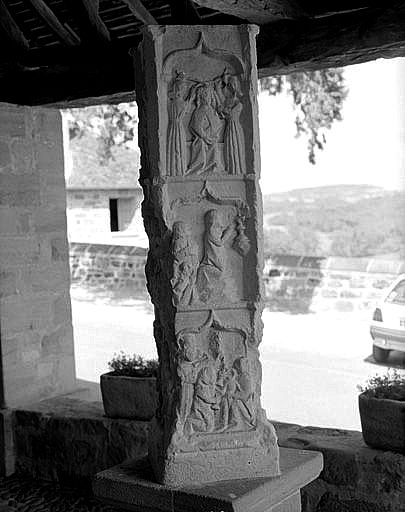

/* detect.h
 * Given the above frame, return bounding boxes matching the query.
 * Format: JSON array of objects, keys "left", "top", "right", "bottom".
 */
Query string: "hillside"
[{"left": 263, "top": 185, "right": 405, "bottom": 258}]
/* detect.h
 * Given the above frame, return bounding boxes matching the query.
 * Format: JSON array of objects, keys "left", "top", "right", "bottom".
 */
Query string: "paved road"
[{"left": 71, "top": 297, "right": 405, "bottom": 432}]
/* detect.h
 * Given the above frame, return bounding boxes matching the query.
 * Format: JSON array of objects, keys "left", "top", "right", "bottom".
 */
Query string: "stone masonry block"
[
  {"left": 0, "top": 271, "right": 18, "bottom": 298},
  {"left": 0, "top": 173, "right": 40, "bottom": 207},
  {"left": 40, "top": 325, "right": 72, "bottom": 357},
  {"left": 13, "top": 397, "right": 149, "bottom": 483},
  {"left": 0, "top": 140, "right": 11, "bottom": 167},
  {"left": 10, "top": 139, "right": 33, "bottom": 174},
  {"left": 0, "top": 409, "right": 15, "bottom": 476},
  {"left": 0, "top": 237, "right": 40, "bottom": 268},
  {"left": 33, "top": 209, "right": 67, "bottom": 233},
  {"left": 0, "top": 208, "right": 30, "bottom": 235},
  {"left": 53, "top": 294, "right": 72, "bottom": 326},
  {"left": 0, "top": 105, "right": 26, "bottom": 138},
  {"left": 33, "top": 108, "right": 62, "bottom": 143}
]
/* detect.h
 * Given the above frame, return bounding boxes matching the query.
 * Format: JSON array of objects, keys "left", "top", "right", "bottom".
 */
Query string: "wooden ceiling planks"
[
  {"left": 0, "top": 0, "right": 404, "bottom": 105},
  {"left": 0, "top": 0, "right": 29, "bottom": 49},
  {"left": 26, "top": 0, "right": 80, "bottom": 45}
]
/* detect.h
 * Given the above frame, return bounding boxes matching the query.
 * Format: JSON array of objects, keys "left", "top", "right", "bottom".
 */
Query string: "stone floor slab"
[{"left": 93, "top": 447, "right": 323, "bottom": 512}]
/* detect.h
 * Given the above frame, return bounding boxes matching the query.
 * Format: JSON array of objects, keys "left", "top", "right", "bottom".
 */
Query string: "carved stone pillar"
[{"left": 134, "top": 24, "right": 279, "bottom": 487}]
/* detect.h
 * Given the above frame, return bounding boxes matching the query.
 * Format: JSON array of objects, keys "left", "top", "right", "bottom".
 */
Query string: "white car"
[{"left": 370, "top": 274, "right": 405, "bottom": 363}]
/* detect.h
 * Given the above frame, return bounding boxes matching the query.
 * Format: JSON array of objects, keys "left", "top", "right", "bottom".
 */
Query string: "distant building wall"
[
  {"left": 265, "top": 254, "right": 405, "bottom": 313},
  {"left": 66, "top": 188, "right": 143, "bottom": 237}
]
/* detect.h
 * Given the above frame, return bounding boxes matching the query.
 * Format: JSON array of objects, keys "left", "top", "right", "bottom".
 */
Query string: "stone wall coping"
[
  {"left": 265, "top": 253, "right": 405, "bottom": 275},
  {"left": 9, "top": 395, "right": 405, "bottom": 510},
  {"left": 70, "top": 242, "right": 148, "bottom": 257}
]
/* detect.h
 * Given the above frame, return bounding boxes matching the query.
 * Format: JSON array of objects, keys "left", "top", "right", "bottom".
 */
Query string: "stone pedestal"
[
  {"left": 134, "top": 24, "right": 279, "bottom": 487},
  {"left": 93, "top": 448, "right": 323, "bottom": 512}
]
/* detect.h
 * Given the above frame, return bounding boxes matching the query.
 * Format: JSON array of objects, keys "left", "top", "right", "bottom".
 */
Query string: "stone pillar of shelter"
[
  {"left": 0, "top": 104, "right": 76, "bottom": 409},
  {"left": 134, "top": 24, "right": 279, "bottom": 487}
]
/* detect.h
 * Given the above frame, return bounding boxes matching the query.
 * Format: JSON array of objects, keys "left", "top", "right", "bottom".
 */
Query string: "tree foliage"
[
  {"left": 260, "top": 69, "right": 347, "bottom": 164},
  {"left": 65, "top": 69, "right": 347, "bottom": 165},
  {"left": 64, "top": 102, "right": 138, "bottom": 164}
]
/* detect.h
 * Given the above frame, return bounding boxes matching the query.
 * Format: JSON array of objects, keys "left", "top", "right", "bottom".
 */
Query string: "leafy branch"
[{"left": 260, "top": 69, "right": 347, "bottom": 164}]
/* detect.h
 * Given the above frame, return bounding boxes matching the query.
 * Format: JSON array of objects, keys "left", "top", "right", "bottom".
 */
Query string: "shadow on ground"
[{"left": 364, "top": 351, "right": 405, "bottom": 370}]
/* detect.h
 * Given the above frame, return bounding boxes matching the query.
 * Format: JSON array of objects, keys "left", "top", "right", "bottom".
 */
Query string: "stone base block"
[
  {"left": 0, "top": 409, "right": 15, "bottom": 476},
  {"left": 153, "top": 445, "right": 280, "bottom": 488},
  {"left": 93, "top": 447, "right": 323, "bottom": 512}
]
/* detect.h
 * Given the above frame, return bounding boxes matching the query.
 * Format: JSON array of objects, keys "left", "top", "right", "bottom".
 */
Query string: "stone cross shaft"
[{"left": 134, "top": 25, "right": 280, "bottom": 487}]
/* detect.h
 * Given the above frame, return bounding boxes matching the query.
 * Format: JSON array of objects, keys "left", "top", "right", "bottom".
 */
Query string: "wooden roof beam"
[
  {"left": 191, "top": 0, "right": 306, "bottom": 24},
  {"left": 121, "top": 0, "right": 157, "bottom": 25},
  {"left": 27, "top": 0, "right": 81, "bottom": 46},
  {"left": 168, "top": 0, "right": 202, "bottom": 24},
  {"left": 0, "top": 0, "right": 29, "bottom": 50},
  {"left": 71, "top": 0, "right": 111, "bottom": 43},
  {"left": 257, "top": 1, "right": 405, "bottom": 76}
]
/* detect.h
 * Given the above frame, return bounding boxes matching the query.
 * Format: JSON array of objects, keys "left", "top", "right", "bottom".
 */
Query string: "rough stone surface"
[
  {"left": 13, "top": 397, "right": 149, "bottom": 484},
  {"left": 275, "top": 422, "right": 405, "bottom": 512},
  {"left": 8, "top": 396, "right": 405, "bottom": 511},
  {"left": 0, "top": 475, "right": 119, "bottom": 511},
  {"left": 135, "top": 25, "right": 279, "bottom": 486},
  {"left": 93, "top": 448, "right": 322, "bottom": 512},
  {"left": 100, "top": 373, "right": 158, "bottom": 420},
  {"left": 0, "top": 104, "right": 75, "bottom": 410}
]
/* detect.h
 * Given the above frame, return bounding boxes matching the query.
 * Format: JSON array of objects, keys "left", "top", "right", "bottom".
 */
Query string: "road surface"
[{"left": 71, "top": 296, "right": 405, "bottom": 432}]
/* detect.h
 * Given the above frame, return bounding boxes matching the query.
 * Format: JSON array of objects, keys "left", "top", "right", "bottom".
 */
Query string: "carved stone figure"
[
  {"left": 227, "top": 356, "right": 255, "bottom": 431},
  {"left": 186, "top": 365, "right": 218, "bottom": 433},
  {"left": 215, "top": 70, "right": 245, "bottom": 175},
  {"left": 171, "top": 221, "right": 199, "bottom": 306},
  {"left": 167, "top": 71, "right": 192, "bottom": 176},
  {"left": 177, "top": 332, "right": 208, "bottom": 428},
  {"left": 196, "top": 209, "right": 237, "bottom": 303},
  {"left": 187, "top": 83, "right": 223, "bottom": 175}
]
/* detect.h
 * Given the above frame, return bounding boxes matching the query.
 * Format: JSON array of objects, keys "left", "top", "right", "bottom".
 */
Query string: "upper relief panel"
[{"left": 160, "top": 27, "right": 258, "bottom": 179}]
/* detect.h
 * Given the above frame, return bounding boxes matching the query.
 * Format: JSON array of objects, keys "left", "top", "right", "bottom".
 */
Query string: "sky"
[{"left": 258, "top": 57, "right": 405, "bottom": 195}]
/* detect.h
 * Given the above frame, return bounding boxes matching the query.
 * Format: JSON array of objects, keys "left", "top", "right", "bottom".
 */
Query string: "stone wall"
[
  {"left": 264, "top": 254, "right": 405, "bottom": 314},
  {"left": 10, "top": 398, "right": 405, "bottom": 511},
  {"left": 0, "top": 104, "right": 75, "bottom": 409},
  {"left": 69, "top": 245, "right": 405, "bottom": 313},
  {"left": 70, "top": 242, "right": 148, "bottom": 296}
]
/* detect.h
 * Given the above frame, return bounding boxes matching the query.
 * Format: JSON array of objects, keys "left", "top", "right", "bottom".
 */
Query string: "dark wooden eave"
[{"left": 0, "top": 0, "right": 404, "bottom": 106}]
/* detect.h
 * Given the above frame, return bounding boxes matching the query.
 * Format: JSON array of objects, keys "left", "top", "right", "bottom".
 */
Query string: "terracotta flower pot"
[
  {"left": 100, "top": 372, "right": 158, "bottom": 421},
  {"left": 359, "top": 391, "right": 405, "bottom": 453}
]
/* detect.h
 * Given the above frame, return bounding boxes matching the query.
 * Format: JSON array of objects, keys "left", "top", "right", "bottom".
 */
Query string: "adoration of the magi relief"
[{"left": 172, "top": 311, "right": 259, "bottom": 442}]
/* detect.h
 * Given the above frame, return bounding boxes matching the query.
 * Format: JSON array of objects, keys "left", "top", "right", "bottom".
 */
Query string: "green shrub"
[
  {"left": 358, "top": 369, "right": 405, "bottom": 401},
  {"left": 108, "top": 352, "right": 158, "bottom": 377}
]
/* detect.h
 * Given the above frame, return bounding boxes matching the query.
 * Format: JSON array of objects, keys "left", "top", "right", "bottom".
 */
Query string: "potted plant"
[
  {"left": 358, "top": 369, "right": 405, "bottom": 453},
  {"left": 100, "top": 352, "right": 159, "bottom": 420}
]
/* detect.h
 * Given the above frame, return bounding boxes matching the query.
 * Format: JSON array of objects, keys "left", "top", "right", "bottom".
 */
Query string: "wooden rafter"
[
  {"left": 0, "top": 0, "right": 29, "bottom": 50},
  {"left": 121, "top": 0, "right": 157, "bottom": 25},
  {"left": 169, "top": 0, "right": 201, "bottom": 24},
  {"left": 1, "top": 1, "right": 405, "bottom": 105},
  {"left": 257, "top": 2, "right": 405, "bottom": 75},
  {"left": 191, "top": 0, "right": 306, "bottom": 23},
  {"left": 27, "top": 0, "right": 81, "bottom": 46},
  {"left": 71, "top": 0, "right": 111, "bottom": 43}
]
